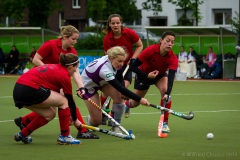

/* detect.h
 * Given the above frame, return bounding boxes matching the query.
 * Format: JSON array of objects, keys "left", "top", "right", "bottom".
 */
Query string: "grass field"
[{"left": 0, "top": 76, "right": 240, "bottom": 160}]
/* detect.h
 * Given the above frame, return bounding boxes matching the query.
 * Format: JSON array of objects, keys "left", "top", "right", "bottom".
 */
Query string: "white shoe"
[
  {"left": 57, "top": 134, "right": 81, "bottom": 145},
  {"left": 111, "top": 126, "right": 122, "bottom": 134},
  {"left": 162, "top": 122, "right": 170, "bottom": 133}
]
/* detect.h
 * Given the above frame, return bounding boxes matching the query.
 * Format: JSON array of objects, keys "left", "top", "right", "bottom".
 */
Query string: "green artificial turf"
[{"left": 0, "top": 76, "right": 239, "bottom": 160}]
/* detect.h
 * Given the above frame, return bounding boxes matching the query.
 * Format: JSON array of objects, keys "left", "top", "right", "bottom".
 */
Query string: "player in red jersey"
[
  {"left": 13, "top": 53, "right": 81, "bottom": 145},
  {"left": 13, "top": 25, "right": 99, "bottom": 139},
  {"left": 125, "top": 31, "right": 178, "bottom": 134},
  {"left": 100, "top": 14, "right": 143, "bottom": 126}
]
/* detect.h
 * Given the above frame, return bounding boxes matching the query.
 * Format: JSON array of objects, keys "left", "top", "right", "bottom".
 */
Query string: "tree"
[
  {"left": 0, "top": 0, "right": 60, "bottom": 27},
  {"left": 87, "top": 0, "right": 141, "bottom": 25},
  {"left": 230, "top": 11, "right": 240, "bottom": 45},
  {"left": 142, "top": 0, "right": 162, "bottom": 16},
  {"left": 169, "top": 0, "right": 203, "bottom": 26}
]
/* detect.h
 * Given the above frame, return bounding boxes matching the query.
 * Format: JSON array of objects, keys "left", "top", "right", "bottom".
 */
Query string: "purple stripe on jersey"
[{"left": 85, "top": 60, "right": 108, "bottom": 86}]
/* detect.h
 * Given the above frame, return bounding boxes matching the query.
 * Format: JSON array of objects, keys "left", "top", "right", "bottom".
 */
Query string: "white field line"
[
  {"left": 1, "top": 92, "right": 240, "bottom": 99},
  {"left": 1, "top": 109, "right": 240, "bottom": 123}
]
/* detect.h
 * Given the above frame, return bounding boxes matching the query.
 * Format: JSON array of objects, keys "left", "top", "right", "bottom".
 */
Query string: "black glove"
[
  {"left": 76, "top": 87, "right": 85, "bottom": 94},
  {"left": 129, "top": 58, "right": 136, "bottom": 65}
]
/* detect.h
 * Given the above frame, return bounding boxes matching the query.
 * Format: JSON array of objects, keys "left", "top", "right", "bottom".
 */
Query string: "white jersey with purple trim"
[{"left": 81, "top": 55, "right": 117, "bottom": 89}]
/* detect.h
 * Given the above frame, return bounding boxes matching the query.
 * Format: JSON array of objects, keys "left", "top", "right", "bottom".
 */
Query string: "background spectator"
[
  {"left": 5, "top": 45, "right": 19, "bottom": 73},
  {"left": 186, "top": 46, "right": 198, "bottom": 78},
  {"left": 29, "top": 46, "right": 36, "bottom": 63},
  {"left": 178, "top": 46, "right": 188, "bottom": 73},
  {"left": 0, "top": 48, "right": 5, "bottom": 66},
  {"left": 204, "top": 47, "right": 217, "bottom": 67}
]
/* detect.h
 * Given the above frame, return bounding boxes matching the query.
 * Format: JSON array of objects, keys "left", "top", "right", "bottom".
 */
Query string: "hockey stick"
[
  {"left": 150, "top": 104, "right": 194, "bottom": 120},
  {"left": 122, "top": 64, "right": 129, "bottom": 78},
  {"left": 82, "top": 124, "right": 135, "bottom": 140},
  {"left": 157, "top": 100, "right": 167, "bottom": 138},
  {"left": 83, "top": 95, "right": 131, "bottom": 136}
]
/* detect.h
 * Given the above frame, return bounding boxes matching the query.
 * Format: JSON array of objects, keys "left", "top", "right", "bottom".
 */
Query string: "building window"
[
  {"left": 72, "top": 0, "right": 80, "bottom": 9},
  {"left": 213, "top": 9, "right": 232, "bottom": 25},
  {"left": 59, "top": 12, "right": 65, "bottom": 28}
]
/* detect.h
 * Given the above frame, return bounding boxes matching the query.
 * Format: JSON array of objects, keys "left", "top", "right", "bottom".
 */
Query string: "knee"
[
  {"left": 45, "top": 110, "right": 56, "bottom": 121},
  {"left": 90, "top": 117, "right": 101, "bottom": 127}
]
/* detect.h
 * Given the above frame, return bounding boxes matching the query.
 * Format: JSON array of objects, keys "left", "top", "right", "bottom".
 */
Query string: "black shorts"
[
  {"left": 13, "top": 83, "right": 51, "bottom": 109},
  {"left": 134, "top": 73, "right": 167, "bottom": 91},
  {"left": 122, "top": 64, "right": 132, "bottom": 84}
]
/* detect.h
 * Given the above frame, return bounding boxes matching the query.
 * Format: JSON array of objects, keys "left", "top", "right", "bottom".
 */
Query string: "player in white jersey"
[{"left": 81, "top": 46, "right": 150, "bottom": 133}]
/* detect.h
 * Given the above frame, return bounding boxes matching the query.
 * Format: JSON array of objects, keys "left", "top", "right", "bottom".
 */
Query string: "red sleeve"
[
  {"left": 37, "top": 40, "right": 53, "bottom": 59},
  {"left": 126, "top": 28, "right": 139, "bottom": 44},
  {"left": 103, "top": 34, "right": 114, "bottom": 53},
  {"left": 60, "top": 75, "right": 72, "bottom": 95}
]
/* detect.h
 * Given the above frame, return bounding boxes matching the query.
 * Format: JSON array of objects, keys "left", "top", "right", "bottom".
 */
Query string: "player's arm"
[
  {"left": 129, "top": 58, "right": 148, "bottom": 78},
  {"left": 32, "top": 53, "right": 44, "bottom": 66},
  {"left": 72, "top": 68, "right": 84, "bottom": 88},
  {"left": 107, "top": 79, "right": 141, "bottom": 102},
  {"left": 64, "top": 94, "right": 77, "bottom": 121},
  {"left": 132, "top": 39, "right": 143, "bottom": 59},
  {"left": 166, "top": 69, "right": 176, "bottom": 96}
]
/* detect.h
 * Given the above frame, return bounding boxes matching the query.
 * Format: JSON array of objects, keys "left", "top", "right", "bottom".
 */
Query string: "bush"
[{"left": 75, "top": 34, "right": 105, "bottom": 50}]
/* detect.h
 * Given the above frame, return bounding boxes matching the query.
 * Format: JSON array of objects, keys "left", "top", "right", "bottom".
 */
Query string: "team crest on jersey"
[{"left": 106, "top": 73, "right": 114, "bottom": 78}]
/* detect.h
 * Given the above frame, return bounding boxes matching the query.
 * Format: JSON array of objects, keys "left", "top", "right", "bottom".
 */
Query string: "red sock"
[
  {"left": 21, "top": 112, "right": 39, "bottom": 126},
  {"left": 75, "top": 107, "right": 87, "bottom": 133},
  {"left": 125, "top": 100, "right": 133, "bottom": 108},
  {"left": 163, "top": 100, "right": 172, "bottom": 125},
  {"left": 100, "top": 94, "right": 110, "bottom": 109},
  {"left": 21, "top": 115, "right": 48, "bottom": 137},
  {"left": 58, "top": 108, "right": 71, "bottom": 136}
]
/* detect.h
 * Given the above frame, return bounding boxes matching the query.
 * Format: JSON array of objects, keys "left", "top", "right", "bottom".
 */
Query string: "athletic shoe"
[
  {"left": 57, "top": 134, "right": 81, "bottom": 145},
  {"left": 107, "top": 120, "right": 112, "bottom": 126},
  {"left": 111, "top": 126, "right": 122, "bottom": 134},
  {"left": 162, "top": 122, "right": 170, "bottom": 133},
  {"left": 13, "top": 132, "right": 32, "bottom": 144},
  {"left": 124, "top": 106, "right": 130, "bottom": 118},
  {"left": 76, "top": 130, "right": 99, "bottom": 139},
  {"left": 14, "top": 117, "right": 25, "bottom": 130},
  {"left": 101, "top": 116, "right": 108, "bottom": 125}
]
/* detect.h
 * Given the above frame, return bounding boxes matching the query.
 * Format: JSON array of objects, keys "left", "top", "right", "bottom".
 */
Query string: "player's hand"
[
  {"left": 140, "top": 98, "right": 150, "bottom": 106},
  {"left": 162, "top": 94, "right": 171, "bottom": 103},
  {"left": 76, "top": 87, "right": 86, "bottom": 98},
  {"left": 147, "top": 70, "right": 159, "bottom": 79},
  {"left": 74, "top": 119, "right": 82, "bottom": 129}
]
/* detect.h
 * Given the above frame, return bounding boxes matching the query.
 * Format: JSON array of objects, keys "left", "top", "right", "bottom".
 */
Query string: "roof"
[
  {"left": 0, "top": 27, "right": 59, "bottom": 36},
  {"left": 145, "top": 26, "right": 236, "bottom": 36}
]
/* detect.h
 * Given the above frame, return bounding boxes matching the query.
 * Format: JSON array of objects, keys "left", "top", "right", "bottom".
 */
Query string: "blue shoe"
[
  {"left": 124, "top": 106, "right": 130, "bottom": 118},
  {"left": 57, "top": 134, "right": 81, "bottom": 145},
  {"left": 162, "top": 122, "right": 170, "bottom": 133},
  {"left": 13, "top": 132, "right": 32, "bottom": 144}
]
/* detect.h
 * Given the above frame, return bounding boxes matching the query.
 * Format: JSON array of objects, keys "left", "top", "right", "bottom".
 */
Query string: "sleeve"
[
  {"left": 64, "top": 94, "right": 77, "bottom": 121},
  {"left": 107, "top": 79, "right": 141, "bottom": 102},
  {"left": 166, "top": 69, "right": 176, "bottom": 95},
  {"left": 128, "top": 29, "right": 140, "bottom": 43},
  {"left": 37, "top": 41, "right": 52, "bottom": 59},
  {"left": 129, "top": 58, "right": 148, "bottom": 78},
  {"left": 103, "top": 35, "right": 113, "bottom": 53},
  {"left": 115, "top": 70, "right": 124, "bottom": 86}
]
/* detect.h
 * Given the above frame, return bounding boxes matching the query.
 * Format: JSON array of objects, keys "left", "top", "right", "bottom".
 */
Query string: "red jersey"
[
  {"left": 17, "top": 64, "right": 72, "bottom": 95},
  {"left": 103, "top": 27, "right": 139, "bottom": 64},
  {"left": 138, "top": 44, "right": 178, "bottom": 74},
  {"left": 37, "top": 38, "right": 77, "bottom": 64}
]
